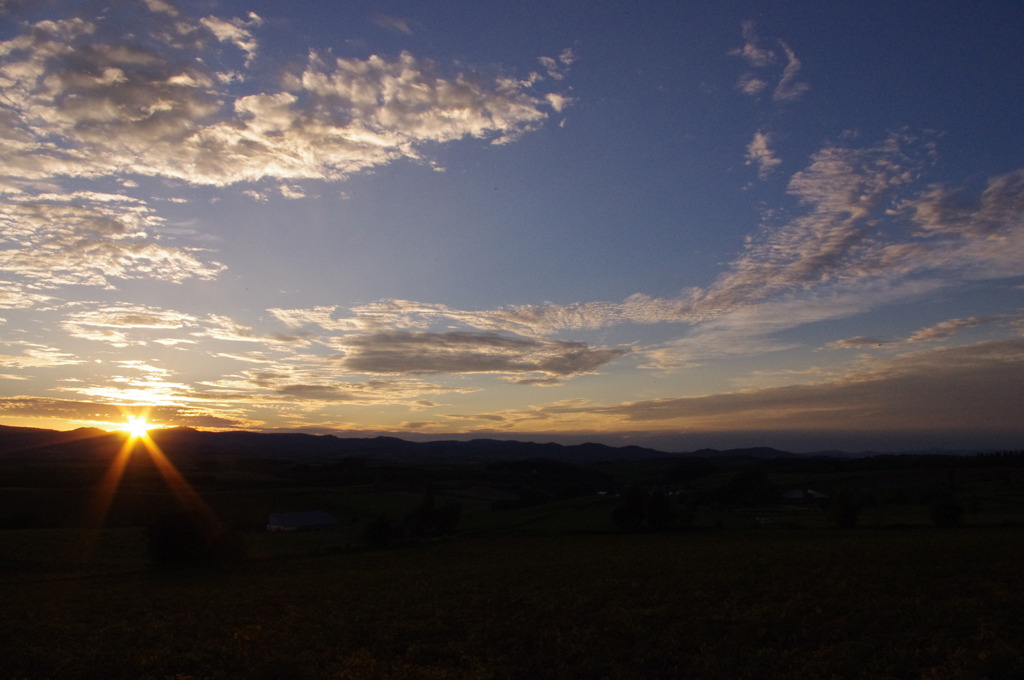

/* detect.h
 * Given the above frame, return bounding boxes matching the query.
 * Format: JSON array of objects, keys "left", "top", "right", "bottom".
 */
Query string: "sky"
[{"left": 1, "top": 0, "right": 1023, "bottom": 453}]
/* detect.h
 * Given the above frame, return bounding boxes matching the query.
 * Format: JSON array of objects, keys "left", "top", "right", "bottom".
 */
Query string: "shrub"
[{"left": 612, "top": 486, "right": 691, "bottom": 532}]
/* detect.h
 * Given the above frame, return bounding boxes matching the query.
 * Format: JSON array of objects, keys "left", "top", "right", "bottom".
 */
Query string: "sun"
[{"left": 122, "top": 414, "right": 152, "bottom": 439}]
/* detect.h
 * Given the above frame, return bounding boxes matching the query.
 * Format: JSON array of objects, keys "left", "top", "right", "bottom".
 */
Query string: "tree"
[
  {"left": 611, "top": 485, "right": 689, "bottom": 532},
  {"left": 405, "top": 483, "right": 463, "bottom": 538}
]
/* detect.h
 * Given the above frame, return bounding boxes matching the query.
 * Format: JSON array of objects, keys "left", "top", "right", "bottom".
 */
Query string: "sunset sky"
[{"left": 2, "top": 0, "right": 1023, "bottom": 452}]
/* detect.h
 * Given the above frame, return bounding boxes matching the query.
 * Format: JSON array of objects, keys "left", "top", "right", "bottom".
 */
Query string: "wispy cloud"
[
  {"left": 332, "top": 331, "right": 626, "bottom": 379},
  {"left": 0, "top": 395, "right": 249, "bottom": 429},
  {"left": 58, "top": 303, "right": 307, "bottom": 350},
  {"left": 265, "top": 133, "right": 1024, "bottom": 374},
  {"left": 731, "top": 21, "right": 808, "bottom": 103},
  {"left": 745, "top": 131, "right": 781, "bottom": 180},
  {"left": 731, "top": 21, "right": 775, "bottom": 68},
  {"left": 827, "top": 336, "right": 888, "bottom": 349},
  {"left": 773, "top": 43, "right": 810, "bottom": 102},
  {"left": 492, "top": 340, "right": 1024, "bottom": 436},
  {"left": 200, "top": 12, "right": 262, "bottom": 65},
  {"left": 830, "top": 312, "right": 1024, "bottom": 348},
  {"left": 905, "top": 315, "right": 1003, "bottom": 343},
  {"left": 0, "top": 343, "right": 83, "bottom": 368},
  {"left": 61, "top": 305, "right": 198, "bottom": 346},
  {"left": 0, "top": 194, "right": 224, "bottom": 292},
  {"left": 912, "top": 170, "right": 1024, "bottom": 238},
  {"left": 371, "top": 13, "right": 413, "bottom": 35}
]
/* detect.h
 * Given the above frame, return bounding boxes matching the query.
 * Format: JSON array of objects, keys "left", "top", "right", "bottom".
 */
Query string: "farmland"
[{"left": 2, "top": 428, "right": 1023, "bottom": 679}]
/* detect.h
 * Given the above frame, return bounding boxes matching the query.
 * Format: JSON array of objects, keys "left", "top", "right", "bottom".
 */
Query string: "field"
[
  {"left": 3, "top": 527, "right": 1023, "bottom": 680},
  {"left": 2, "top": 439, "right": 1024, "bottom": 679}
]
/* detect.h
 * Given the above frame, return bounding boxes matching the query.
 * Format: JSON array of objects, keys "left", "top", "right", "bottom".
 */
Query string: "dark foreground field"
[{"left": 3, "top": 527, "right": 1022, "bottom": 680}]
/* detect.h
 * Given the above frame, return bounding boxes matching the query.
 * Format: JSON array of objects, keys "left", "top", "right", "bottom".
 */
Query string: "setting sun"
[{"left": 122, "top": 415, "right": 151, "bottom": 439}]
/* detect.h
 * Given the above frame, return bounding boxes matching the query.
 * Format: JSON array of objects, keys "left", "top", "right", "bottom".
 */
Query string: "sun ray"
[
  {"left": 80, "top": 411, "right": 222, "bottom": 563},
  {"left": 79, "top": 435, "right": 136, "bottom": 561}
]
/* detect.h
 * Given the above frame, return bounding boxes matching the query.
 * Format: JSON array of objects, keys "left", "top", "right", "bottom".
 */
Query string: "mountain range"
[{"left": 0, "top": 424, "right": 979, "bottom": 462}]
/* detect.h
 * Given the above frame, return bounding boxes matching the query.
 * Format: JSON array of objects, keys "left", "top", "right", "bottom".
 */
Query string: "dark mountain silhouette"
[
  {"left": 0, "top": 424, "right": 986, "bottom": 463},
  {"left": 690, "top": 446, "right": 801, "bottom": 459},
  {"left": 0, "top": 424, "right": 750, "bottom": 461}
]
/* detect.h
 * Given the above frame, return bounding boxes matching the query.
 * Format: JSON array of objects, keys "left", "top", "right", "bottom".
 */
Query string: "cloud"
[
  {"left": 0, "top": 343, "right": 82, "bottom": 368},
  {"left": 58, "top": 304, "right": 309, "bottom": 350},
  {"left": 731, "top": 20, "right": 775, "bottom": 68},
  {"left": 731, "top": 22, "right": 808, "bottom": 103},
  {"left": 773, "top": 42, "right": 809, "bottom": 102},
  {"left": 371, "top": 13, "right": 413, "bottom": 35},
  {"left": 236, "top": 369, "right": 479, "bottom": 406},
  {"left": 142, "top": 0, "right": 178, "bottom": 17},
  {"left": 64, "top": 305, "right": 197, "bottom": 330},
  {"left": 264, "top": 132, "right": 1024, "bottom": 374},
  {"left": 61, "top": 304, "right": 198, "bottom": 346},
  {"left": 0, "top": 281, "right": 51, "bottom": 309},
  {"left": 539, "top": 48, "right": 575, "bottom": 80},
  {"left": 274, "top": 384, "right": 361, "bottom": 402},
  {"left": 192, "top": 314, "right": 309, "bottom": 347},
  {"left": 443, "top": 413, "right": 506, "bottom": 423},
  {"left": 639, "top": 279, "right": 939, "bottom": 369},
  {"left": 199, "top": 12, "right": 262, "bottom": 65},
  {"left": 0, "top": 395, "right": 249, "bottom": 429},
  {"left": 746, "top": 131, "right": 781, "bottom": 180},
  {"left": 268, "top": 378, "right": 471, "bottom": 404},
  {"left": 278, "top": 184, "right": 307, "bottom": 199},
  {"left": 827, "top": 336, "right": 888, "bottom": 349},
  {"left": 509, "top": 340, "right": 1024, "bottom": 436},
  {"left": 268, "top": 305, "right": 361, "bottom": 331},
  {"left": 545, "top": 92, "right": 572, "bottom": 113},
  {"left": 333, "top": 330, "right": 626, "bottom": 378},
  {"left": 912, "top": 170, "right": 1024, "bottom": 238},
  {"left": 906, "top": 316, "right": 997, "bottom": 343},
  {"left": 735, "top": 75, "right": 767, "bottom": 96},
  {"left": 0, "top": 6, "right": 569, "bottom": 188},
  {"left": 0, "top": 193, "right": 225, "bottom": 291}
]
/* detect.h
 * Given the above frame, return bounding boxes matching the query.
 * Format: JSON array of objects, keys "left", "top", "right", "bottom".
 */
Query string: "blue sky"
[{"left": 1, "top": 0, "right": 1023, "bottom": 452}]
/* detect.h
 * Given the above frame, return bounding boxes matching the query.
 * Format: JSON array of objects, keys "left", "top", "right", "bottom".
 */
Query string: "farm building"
[{"left": 266, "top": 511, "right": 339, "bottom": 532}]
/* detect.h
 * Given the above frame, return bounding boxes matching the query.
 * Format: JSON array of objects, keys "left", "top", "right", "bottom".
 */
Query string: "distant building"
[{"left": 266, "top": 511, "right": 339, "bottom": 532}]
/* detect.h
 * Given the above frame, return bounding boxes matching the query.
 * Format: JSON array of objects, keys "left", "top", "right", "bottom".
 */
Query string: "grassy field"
[
  {"left": 3, "top": 446, "right": 1023, "bottom": 679},
  {"left": 2, "top": 525, "right": 1022, "bottom": 680}
]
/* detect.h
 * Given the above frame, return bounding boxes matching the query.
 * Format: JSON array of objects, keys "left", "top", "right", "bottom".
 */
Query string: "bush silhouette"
[
  {"left": 612, "top": 485, "right": 690, "bottom": 532},
  {"left": 405, "top": 484, "right": 462, "bottom": 538}
]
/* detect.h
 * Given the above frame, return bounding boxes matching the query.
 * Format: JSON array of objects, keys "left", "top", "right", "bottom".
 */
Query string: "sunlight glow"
[{"left": 123, "top": 414, "right": 151, "bottom": 439}]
